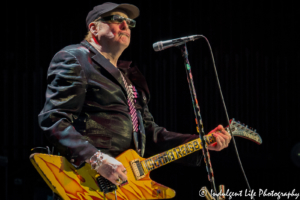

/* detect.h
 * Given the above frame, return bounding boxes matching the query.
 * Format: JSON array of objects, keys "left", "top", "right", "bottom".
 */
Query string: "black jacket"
[{"left": 38, "top": 40, "right": 201, "bottom": 167}]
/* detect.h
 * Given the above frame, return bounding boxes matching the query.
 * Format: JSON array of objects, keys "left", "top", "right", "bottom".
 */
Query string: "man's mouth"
[{"left": 119, "top": 32, "right": 130, "bottom": 38}]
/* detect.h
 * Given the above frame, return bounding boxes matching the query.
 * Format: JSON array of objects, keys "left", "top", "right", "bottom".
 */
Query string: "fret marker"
[
  {"left": 185, "top": 144, "right": 191, "bottom": 154},
  {"left": 167, "top": 150, "right": 175, "bottom": 161},
  {"left": 188, "top": 143, "right": 195, "bottom": 152},
  {"left": 180, "top": 145, "right": 187, "bottom": 156},
  {"left": 193, "top": 140, "right": 200, "bottom": 150}
]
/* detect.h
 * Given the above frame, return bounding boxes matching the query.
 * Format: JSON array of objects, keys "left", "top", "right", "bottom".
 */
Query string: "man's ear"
[{"left": 89, "top": 22, "right": 98, "bottom": 36}]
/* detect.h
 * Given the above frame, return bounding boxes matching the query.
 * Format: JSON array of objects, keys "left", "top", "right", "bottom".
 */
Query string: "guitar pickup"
[{"left": 130, "top": 159, "right": 146, "bottom": 180}]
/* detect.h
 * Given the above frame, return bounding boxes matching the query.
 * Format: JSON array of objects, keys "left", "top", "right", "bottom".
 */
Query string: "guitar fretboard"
[{"left": 141, "top": 133, "right": 216, "bottom": 173}]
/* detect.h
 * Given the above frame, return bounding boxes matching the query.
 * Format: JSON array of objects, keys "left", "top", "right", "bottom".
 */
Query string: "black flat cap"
[{"left": 86, "top": 2, "right": 140, "bottom": 29}]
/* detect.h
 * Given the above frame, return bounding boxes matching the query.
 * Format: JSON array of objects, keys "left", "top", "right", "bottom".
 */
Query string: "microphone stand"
[{"left": 179, "top": 43, "right": 218, "bottom": 199}]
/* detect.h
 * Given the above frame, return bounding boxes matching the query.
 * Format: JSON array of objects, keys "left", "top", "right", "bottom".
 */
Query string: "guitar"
[{"left": 30, "top": 119, "right": 262, "bottom": 200}]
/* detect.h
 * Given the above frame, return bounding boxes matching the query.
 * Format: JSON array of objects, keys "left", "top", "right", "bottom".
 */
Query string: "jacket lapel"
[
  {"left": 129, "top": 66, "right": 150, "bottom": 102},
  {"left": 118, "top": 62, "right": 151, "bottom": 103},
  {"left": 80, "top": 40, "right": 127, "bottom": 96}
]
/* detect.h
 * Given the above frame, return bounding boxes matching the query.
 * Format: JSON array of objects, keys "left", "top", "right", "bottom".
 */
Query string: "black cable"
[{"left": 199, "top": 35, "right": 255, "bottom": 199}]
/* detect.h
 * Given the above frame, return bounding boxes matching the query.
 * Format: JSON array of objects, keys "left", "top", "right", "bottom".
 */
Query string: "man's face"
[{"left": 98, "top": 10, "right": 131, "bottom": 48}]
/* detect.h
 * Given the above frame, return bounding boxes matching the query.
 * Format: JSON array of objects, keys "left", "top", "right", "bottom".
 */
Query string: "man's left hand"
[{"left": 207, "top": 125, "right": 232, "bottom": 151}]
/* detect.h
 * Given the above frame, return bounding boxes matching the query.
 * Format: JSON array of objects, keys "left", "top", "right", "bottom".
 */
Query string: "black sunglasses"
[{"left": 99, "top": 15, "right": 136, "bottom": 28}]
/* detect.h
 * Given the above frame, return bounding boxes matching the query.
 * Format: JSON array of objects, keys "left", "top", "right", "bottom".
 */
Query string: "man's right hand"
[{"left": 87, "top": 153, "right": 127, "bottom": 185}]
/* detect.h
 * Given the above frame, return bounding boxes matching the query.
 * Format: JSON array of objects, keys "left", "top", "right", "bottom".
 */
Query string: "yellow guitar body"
[
  {"left": 30, "top": 149, "right": 175, "bottom": 200},
  {"left": 30, "top": 120, "right": 262, "bottom": 200}
]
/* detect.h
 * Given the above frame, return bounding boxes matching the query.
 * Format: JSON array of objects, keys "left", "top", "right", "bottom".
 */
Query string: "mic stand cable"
[{"left": 199, "top": 35, "right": 255, "bottom": 200}]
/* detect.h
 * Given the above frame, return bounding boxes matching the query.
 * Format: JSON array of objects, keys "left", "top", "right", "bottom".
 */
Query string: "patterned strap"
[{"left": 119, "top": 72, "right": 139, "bottom": 133}]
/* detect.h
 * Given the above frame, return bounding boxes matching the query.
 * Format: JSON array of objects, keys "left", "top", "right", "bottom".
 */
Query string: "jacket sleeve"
[
  {"left": 143, "top": 104, "right": 202, "bottom": 166},
  {"left": 38, "top": 50, "right": 97, "bottom": 166}
]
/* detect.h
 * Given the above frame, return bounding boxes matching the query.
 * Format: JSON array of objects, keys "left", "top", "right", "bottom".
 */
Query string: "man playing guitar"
[{"left": 38, "top": 2, "right": 231, "bottom": 193}]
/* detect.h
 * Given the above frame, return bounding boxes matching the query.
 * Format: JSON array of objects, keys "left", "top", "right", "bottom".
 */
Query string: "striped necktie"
[{"left": 119, "top": 72, "right": 139, "bottom": 133}]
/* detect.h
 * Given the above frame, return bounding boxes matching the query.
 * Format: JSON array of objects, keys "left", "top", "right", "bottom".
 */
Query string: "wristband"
[{"left": 89, "top": 150, "right": 104, "bottom": 170}]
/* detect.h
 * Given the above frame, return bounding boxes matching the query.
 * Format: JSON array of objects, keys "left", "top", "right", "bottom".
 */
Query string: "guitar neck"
[{"left": 141, "top": 133, "right": 216, "bottom": 173}]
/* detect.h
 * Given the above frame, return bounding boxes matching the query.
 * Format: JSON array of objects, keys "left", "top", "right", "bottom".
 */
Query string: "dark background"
[{"left": 1, "top": 0, "right": 300, "bottom": 199}]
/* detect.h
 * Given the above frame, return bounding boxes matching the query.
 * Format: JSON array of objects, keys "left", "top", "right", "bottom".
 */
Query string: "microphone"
[{"left": 153, "top": 35, "right": 202, "bottom": 51}]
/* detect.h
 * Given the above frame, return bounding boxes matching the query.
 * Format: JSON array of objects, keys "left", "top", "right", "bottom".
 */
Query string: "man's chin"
[{"left": 117, "top": 39, "right": 130, "bottom": 48}]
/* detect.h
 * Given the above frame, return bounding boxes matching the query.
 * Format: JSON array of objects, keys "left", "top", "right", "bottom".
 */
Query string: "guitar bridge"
[
  {"left": 130, "top": 159, "right": 146, "bottom": 180},
  {"left": 96, "top": 175, "right": 117, "bottom": 194}
]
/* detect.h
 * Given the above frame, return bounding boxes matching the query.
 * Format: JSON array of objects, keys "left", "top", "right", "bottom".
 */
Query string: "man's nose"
[{"left": 120, "top": 20, "right": 129, "bottom": 30}]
